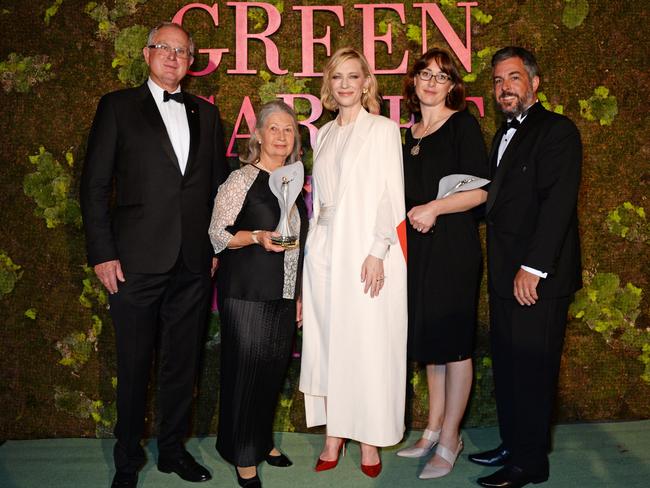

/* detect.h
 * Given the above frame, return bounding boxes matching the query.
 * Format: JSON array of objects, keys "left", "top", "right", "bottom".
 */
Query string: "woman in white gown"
[{"left": 299, "top": 47, "right": 407, "bottom": 478}]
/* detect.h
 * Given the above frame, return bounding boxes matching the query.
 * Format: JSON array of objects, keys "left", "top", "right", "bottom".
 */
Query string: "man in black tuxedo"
[
  {"left": 469, "top": 47, "right": 582, "bottom": 488},
  {"left": 80, "top": 22, "right": 228, "bottom": 488}
]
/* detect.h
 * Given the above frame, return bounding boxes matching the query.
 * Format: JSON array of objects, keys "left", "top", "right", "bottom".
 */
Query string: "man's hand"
[
  {"left": 94, "top": 259, "right": 125, "bottom": 294},
  {"left": 513, "top": 268, "right": 540, "bottom": 306}
]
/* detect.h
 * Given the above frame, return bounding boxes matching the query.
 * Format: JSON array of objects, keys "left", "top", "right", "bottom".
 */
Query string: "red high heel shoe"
[
  {"left": 314, "top": 439, "right": 346, "bottom": 472},
  {"left": 360, "top": 449, "right": 382, "bottom": 478}
]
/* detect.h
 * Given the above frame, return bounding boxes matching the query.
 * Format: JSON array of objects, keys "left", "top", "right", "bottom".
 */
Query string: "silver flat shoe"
[
  {"left": 418, "top": 436, "right": 463, "bottom": 479},
  {"left": 396, "top": 428, "right": 440, "bottom": 458}
]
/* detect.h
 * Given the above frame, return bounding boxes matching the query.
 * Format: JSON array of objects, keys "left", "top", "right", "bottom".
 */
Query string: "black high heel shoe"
[
  {"left": 236, "top": 467, "right": 261, "bottom": 488},
  {"left": 265, "top": 451, "right": 293, "bottom": 467}
]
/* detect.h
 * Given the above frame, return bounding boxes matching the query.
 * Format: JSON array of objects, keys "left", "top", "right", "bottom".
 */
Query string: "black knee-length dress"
[
  {"left": 403, "top": 110, "right": 488, "bottom": 364},
  {"left": 208, "top": 163, "right": 307, "bottom": 466}
]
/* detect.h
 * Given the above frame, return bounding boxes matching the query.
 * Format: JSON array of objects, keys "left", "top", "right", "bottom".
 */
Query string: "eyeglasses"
[
  {"left": 147, "top": 44, "right": 193, "bottom": 59},
  {"left": 417, "top": 70, "right": 452, "bottom": 84}
]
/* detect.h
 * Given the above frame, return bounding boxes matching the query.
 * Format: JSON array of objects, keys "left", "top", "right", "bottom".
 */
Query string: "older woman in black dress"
[
  {"left": 209, "top": 100, "right": 307, "bottom": 488},
  {"left": 396, "top": 48, "right": 488, "bottom": 479}
]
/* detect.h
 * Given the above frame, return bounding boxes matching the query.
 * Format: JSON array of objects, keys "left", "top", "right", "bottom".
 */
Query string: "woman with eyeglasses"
[{"left": 396, "top": 48, "right": 488, "bottom": 479}]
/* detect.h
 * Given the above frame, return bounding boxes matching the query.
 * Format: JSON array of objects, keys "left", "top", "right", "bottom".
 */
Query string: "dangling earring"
[
  {"left": 362, "top": 87, "right": 368, "bottom": 94},
  {"left": 258, "top": 139, "right": 262, "bottom": 144},
  {"left": 446, "top": 91, "right": 452, "bottom": 103}
]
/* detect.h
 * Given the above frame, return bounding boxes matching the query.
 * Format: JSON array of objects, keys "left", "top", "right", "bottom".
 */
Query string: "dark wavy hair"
[
  {"left": 404, "top": 47, "right": 466, "bottom": 114},
  {"left": 491, "top": 46, "right": 541, "bottom": 81}
]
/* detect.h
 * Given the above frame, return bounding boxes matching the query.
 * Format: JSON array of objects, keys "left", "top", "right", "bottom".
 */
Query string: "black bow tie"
[
  {"left": 163, "top": 90, "right": 184, "bottom": 103},
  {"left": 504, "top": 118, "right": 520, "bottom": 131}
]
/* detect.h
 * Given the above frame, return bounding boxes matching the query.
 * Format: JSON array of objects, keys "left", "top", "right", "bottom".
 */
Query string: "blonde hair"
[
  {"left": 240, "top": 100, "right": 302, "bottom": 165},
  {"left": 321, "top": 47, "right": 381, "bottom": 114}
]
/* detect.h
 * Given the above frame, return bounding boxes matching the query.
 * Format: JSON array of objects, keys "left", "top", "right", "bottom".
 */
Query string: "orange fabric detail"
[{"left": 396, "top": 219, "right": 408, "bottom": 262}]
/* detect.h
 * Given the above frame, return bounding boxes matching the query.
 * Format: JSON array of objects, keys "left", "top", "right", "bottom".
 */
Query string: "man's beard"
[{"left": 497, "top": 87, "right": 533, "bottom": 118}]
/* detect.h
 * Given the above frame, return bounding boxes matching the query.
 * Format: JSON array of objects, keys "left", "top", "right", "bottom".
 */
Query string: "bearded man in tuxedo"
[
  {"left": 80, "top": 22, "right": 229, "bottom": 488},
  {"left": 468, "top": 47, "right": 582, "bottom": 488}
]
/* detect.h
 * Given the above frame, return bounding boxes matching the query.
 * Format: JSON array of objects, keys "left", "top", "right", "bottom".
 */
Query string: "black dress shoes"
[
  {"left": 468, "top": 444, "right": 512, "bottom": 467},
  {"left": 265, "top": 451, "right": 293, "bottom": 467},
  {"left": 477, "top": 465, "right": 547, "bottom": 488},
  {"left": 111, "top": 471, "right": 137, "bottom": 488},
  {"left": 158, "top": 451, "right": 212, "bottom": 482}
]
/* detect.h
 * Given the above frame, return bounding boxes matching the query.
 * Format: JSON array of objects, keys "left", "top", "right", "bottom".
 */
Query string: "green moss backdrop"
[{"left": 0, "top": 0, "right": 648, "bottom": 439}]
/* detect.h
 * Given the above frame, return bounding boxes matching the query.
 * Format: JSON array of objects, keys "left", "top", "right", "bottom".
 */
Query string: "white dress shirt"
[
  {"left": 147, "top": 78, "right": 190, "bottom": 175},
  {"left": 497, "top": 104, "right": 548, "bottom": 279}
]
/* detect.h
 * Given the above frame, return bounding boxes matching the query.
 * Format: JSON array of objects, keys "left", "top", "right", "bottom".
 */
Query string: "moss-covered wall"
[{"left": 1, "top": 0, "right": 648, "bottom": 439}]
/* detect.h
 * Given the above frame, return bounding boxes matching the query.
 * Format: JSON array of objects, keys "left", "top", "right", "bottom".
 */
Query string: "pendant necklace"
[
  {"left": 410, "top": 123, "right": 431, "bottom": 156},
  {"left": 410, "top": 114, "right": 452, "bottom": 156}
]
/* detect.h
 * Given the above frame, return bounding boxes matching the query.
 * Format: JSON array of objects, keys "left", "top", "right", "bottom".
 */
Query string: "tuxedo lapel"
[
  {"left": 488, "top": 128, "right": 503, "bottom": 179},
  {"left": 486, "top": 103, "right": 544, "bottom": 214},
  {"left": 138, "top": 84, "right": 181, "bottom": 173},
  {"left": 498, "top": 102, "right": 544, "bottom": 173},
  {"left": 183, "top": 94, "right": 200, "bottom": 179},
  {"left": 486, "top": 127, "right": 505, "bottom": 214}
]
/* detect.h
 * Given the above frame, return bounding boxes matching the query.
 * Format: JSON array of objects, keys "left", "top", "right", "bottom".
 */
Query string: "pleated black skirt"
[{"left": 216, "top": 297, "right": 296, "bottom": 466}]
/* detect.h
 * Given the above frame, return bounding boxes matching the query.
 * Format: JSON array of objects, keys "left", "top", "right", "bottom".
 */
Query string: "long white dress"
[{"left": 299, "top": 109, "right": 408, "bottom": 446}]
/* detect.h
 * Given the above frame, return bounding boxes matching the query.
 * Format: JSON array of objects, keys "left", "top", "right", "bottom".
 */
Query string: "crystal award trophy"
[
  {"left": 268, "top": 161, "right": 304, "bottom": 249},
  {"left": 426, "top": 174, "right": 491, "bottom": 235},
  {"left": 436, "top": 174, "right": 491, "bottom": 199}
]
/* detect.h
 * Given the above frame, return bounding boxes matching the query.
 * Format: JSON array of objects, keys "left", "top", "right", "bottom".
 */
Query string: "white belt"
[{"left": 317, "top": 205, "right": 336, "bottom": 226}]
